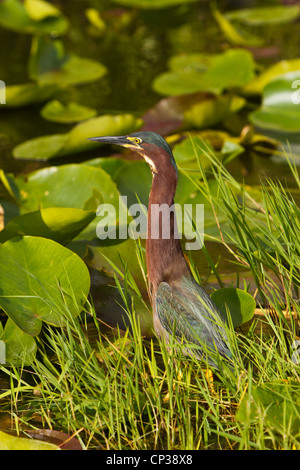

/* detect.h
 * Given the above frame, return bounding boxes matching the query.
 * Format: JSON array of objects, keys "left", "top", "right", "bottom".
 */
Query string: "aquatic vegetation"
[{"left": 0, "top": 0, "right": 299, "bottom": 450}]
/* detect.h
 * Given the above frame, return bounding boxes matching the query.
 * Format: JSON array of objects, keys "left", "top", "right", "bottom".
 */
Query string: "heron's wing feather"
[{"left": 156, "top": 278, "right": 231, "bottom": 360}]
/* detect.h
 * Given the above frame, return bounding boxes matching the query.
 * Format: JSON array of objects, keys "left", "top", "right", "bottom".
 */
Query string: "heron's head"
[{"left": 88, "top": 131, "right": 178, "bottom": 177}]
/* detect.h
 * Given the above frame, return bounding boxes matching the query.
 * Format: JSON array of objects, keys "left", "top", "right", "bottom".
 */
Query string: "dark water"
[{"left": 0, "top": 1, "right": 210, "bottom": 172}]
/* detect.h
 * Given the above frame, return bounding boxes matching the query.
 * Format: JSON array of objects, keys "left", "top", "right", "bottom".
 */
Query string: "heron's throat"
[{"left": 146, "top": 168, "right": 189, "bottom": 295}]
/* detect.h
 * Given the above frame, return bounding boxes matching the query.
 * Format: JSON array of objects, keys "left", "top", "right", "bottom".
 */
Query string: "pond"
[
  {"left": 1, "top": 0, "right": 300, "bottom": 175},
  {"left": 0, "top": 0, "right": 300, "bottom": 451}
]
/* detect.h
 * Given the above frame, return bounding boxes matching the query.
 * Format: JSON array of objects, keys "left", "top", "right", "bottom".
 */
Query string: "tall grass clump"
[{"left": 185, "top": 139, "right": 300, "bottom": 332}]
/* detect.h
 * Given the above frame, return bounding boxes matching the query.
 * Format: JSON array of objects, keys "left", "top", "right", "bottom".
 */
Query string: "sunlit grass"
[{"left": 1, "top": 294, "right": 299, "bottom": 449}]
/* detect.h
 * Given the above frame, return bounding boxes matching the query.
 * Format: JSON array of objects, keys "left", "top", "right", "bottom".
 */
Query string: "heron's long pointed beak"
[{"left": 87, "top": 135, "right": 130, "bottom": 147}]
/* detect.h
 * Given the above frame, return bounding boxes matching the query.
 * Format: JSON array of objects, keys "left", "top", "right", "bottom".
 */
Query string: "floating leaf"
[
  {"left": 9, "top": 164, "right": 120, "bottom": 212},
  {"left": 6, "top": 164, "right": 127, "bottom": 242},
  {"left": 13, "top": 134, "right": 67, "bottom": 161},
  {"left": 168, "top": 53, "right": 214, "bottom": 72},
  {"left": 85, "top": 157, "right": 126, "bottom": 179},
  {"left": 211, "top": 5, "right": 263, "bottom": 47},
  {"left": 142, "top": 96, "right": 184, "bottom": 134},
  {"left": 226, "top": 5, "right": 300, "bottom": 26},
  {"left": 4, "top": 82, "right": 59, "bottom": 108},
  {"left": 0, "top": 208, "right": 96, "bottom": 244},
  {"left": 173, "top": 134, "right": 243, "bottom": 170},
  {"left": 87, "top": 237, "right": 148, "bottom": 297},
  {"left": 64, "top": 114, "right": 143, "bottom": 156},
  {"left": 143, "top": 93, "right": 245, "bottom": 132},
  {"left": 26, "top": 429, "right": 83, "bottom": 450},
  {"left": 153, "top": 54, "right": 216, "bottom": 96},
  {"left": 85, "top": 8, "right": 106, "bottom": 36},
  {"left": 211, "top": 287, "right": 256, "bottom": 327},
  {"left": 153, "top": 53, "right": 215, "bottom": 96},
  {"left": 114, "top": 160, "right": 152, "bottom": 207},
  {"left": 243, "top": 59, "right": 300, "bottom": 95},
  {"left": 13, "top": 114, "right": 143, "bottom": 160},
  {"left": 204, "top": 49, "right": 255, "bottom": 91},
  {"left": 111, "top": 0, "right": 198, "bottom": 9},
  {"left": 153, "top": 71, "right": 214, "bottom": 96},
  {"left": 236, "top": 380, "right": 300, "bottom": 434},
  {"left": 0, "top": 0, "right": 69, "bottom": 35},
  {"left": 250, "top": 71, "right": 300, "bottom": 133},
  {"left": 0, "top": 430, "right": 60, "bottom": 450},
  {"left": 89, "top": 268, "right": 153, "bottom": 336},
  {"left": 40, "top": 100, "right": 97, "bottom": 123},
  {"left": 0, "top": 318, "right": 37, "bottom": 365},
  {"left": 184, "top": 94, "right": 245, "bottom": 129},
  {"left": 153, "top": 49, "right": 255, "bottom": 96},
  {"left": 29, "top": 36, "right": 107, "bottom": 87},
  {"left": 173, "top": 135, "right": 214, "bottom": 167},
  {"left": 39, "top": 55, "right": 106, "bottom": 87},
  {"left": 0, "top": 236, "right": 90, "bottom": 335},
  {"left": 25, "top": 0, "right": 62, "bottom": 20}
]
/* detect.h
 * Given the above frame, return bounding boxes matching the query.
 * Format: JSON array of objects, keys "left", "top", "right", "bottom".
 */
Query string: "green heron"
[{"left": 88, "top": 131, "right": 232, "bottom": 368}]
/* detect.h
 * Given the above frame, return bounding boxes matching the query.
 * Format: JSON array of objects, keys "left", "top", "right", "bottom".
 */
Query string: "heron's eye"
[{"left": 127, "top": 136, "right": 142, "bottom": 145}]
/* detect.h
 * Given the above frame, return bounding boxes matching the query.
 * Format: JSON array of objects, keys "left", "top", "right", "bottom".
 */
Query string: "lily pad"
[
  {"left": 236, "top": 380, "right": 300, "bottom": 434},
  {"left": 64, "top": 114, "right": 143, "bottom": 156},
  {"left": 29, "top": 36, "right": 107, "bottom": 87},
  {"left": 153, "top": 49, "right": 255, "bottom": 96},
  {"left": 111, "top": 0, "right": 198, "bottom": 9},
  {"left": 114, "top": 160, "right": 152, "bottom": 207},
  {"left": 172, "top": 134, "right": 243, "bottom": 170},
  {"left": 85, "top": 8, "right": 106, "bottom": 36},
  {"left": 89, "top": 268, "right": 153, "bottom": 336},
  {"left": 168, "top": 53, "right": 214, "bottom": 72},
  {"left": 87, "top": 237, "right": 148, "bottom": 297},
  {"left": 0, "top": 208, "right": 96, "bottom": 244},
  {"left": 184, "top": 93, "right": 245, "bottom": 129},
  {"left": 212, "top": 5, "right": 264, "bottom": 47},
  {"left": 226, "top": 5, "right": 300, "bottom": 26},
  {"left": 9, "top": 164, "right": 120, "bottom": 212},
  {"left": 4, "top": 82, "right": 59, "bottom": 108},
  {"left": 173, "top": 136, "right": 214, "bottom": 167},
  {"left": 141, "top": 96, "right": 184, "bottom": 134},
  {"left": 243, "top": 59, "right": 300, "bottom": 95},
  {"left": 211, "top": 287, "right": 256, "bottom": 327},
  {"left": 250, "top": 71, "right": 300, "bottom": 133},
  {"left": 153, "top": 53, "right": 216, "bottom": 95},
  {"left": 142, "top": 93, "right": 245, "bottom": 132},
  {"left": 0, "top": 236, "right": 90, "bottom": 335},
  {"left": 0, "top": 430, "right": 60, "bottom": 450},
  {"left": 6, "top": 164, "right": 127, "bottom": 242},
  {"left": 25, "top": 0, "right": 62, "bottom": 21},
  {"left": 85, "top": 157, "right": 126, "bottom": 179},
  {"left": 40, "top": 100, "right": 97, "bottom": 123},
  {"left": 14, "top": 134, "right": 67, "bottom": 161},
  {"left": 0, "top": 318, "right": 37, "bottom": 365},
  {"left": 204, "top": 49, "right": 255, "bottom": 91},
  {"left": 13, "top": 114, "right": 143, "bottom": 160},
  {"left": 26, "top": 429, "right": 83, "bottom": 450},
  {"left": 152, "top": 53, "right": 216, "bottom": 96},
  {"left": 0, "top": 0, "right": 69, "bottom": 35}
]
